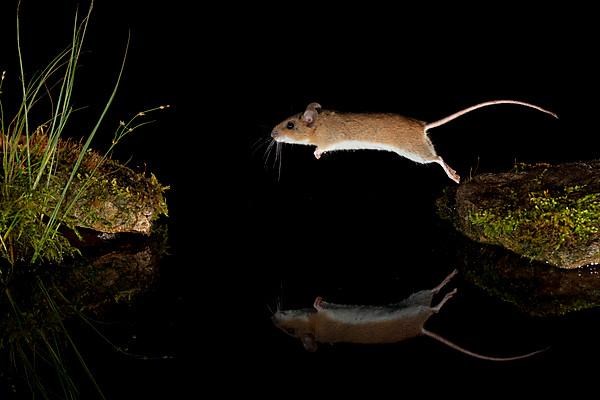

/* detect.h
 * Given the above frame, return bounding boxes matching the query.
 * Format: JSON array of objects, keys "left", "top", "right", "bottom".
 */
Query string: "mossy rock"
[
  {"left": 444, "top": 161, "right": 600, "bottom": 269},
  {"left": 2, "top": 133, "right": 168, "bottom": 235}
]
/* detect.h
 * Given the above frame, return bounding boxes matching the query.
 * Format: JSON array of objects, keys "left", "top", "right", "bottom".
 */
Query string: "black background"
[
  {"left": 2, "top": 0, "right": 600, "bottom": 397},
  {"left": 228, "top": 3, "right": 600, "bottom": 395}
]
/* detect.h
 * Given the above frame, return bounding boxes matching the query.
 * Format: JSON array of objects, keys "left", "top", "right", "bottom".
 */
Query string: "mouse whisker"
[
  {"left": 263, "top": 140, "right": 275, "bottom": 169},
  {"left": 279, "top": 143, "right": 283, "bottom": 178},
  {"left": 266, "top": 302, "right": 275, "bottom": 315},
  {"left": 272, "top": 141, "right": 279, "bottom": 171},
  {"left": 268, "top": 142, "right": 276, "bottom": 170},
  {"left": 278, "top": 281, "right": 284, "bottom": 312},
  {"left": 250, "top": 136, "right": 264, "bottom": 148},
  {"left": 277, "top": 142, "right": 283, "bottom": 182},
  {"left": 250, "top": 136, "right": 269, "bottom": 156},
  {"left": 273, "top": 142, "right": 283, "bottom": 181}
]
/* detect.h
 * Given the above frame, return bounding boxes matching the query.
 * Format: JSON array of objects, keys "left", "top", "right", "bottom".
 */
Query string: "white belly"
[{"left": 326, "top": 140, "right": 428, "bottom": 163}]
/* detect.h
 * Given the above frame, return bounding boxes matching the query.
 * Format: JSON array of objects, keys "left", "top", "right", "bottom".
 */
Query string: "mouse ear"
[
  {"left": 301, "top": 333, "right": 318, "bottom": 352},
  {"left": 302, "top": 102, "right": 322, "bottom": 126}
]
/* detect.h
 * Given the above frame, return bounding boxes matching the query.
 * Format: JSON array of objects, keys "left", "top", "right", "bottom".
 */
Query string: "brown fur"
[
  {"left": 272, "top": 101, "right": 558, "bottom": 184},
  {"left": 311, "top": 305, "right": 433, "bottom": 344},
  {"left": 272, "top": 269, "right": 548, "bottom": 360},
  {"left": 272, "top": 270, "right": 457, "bottom": 350},
  {"left": 274, "top": 112, "right": 433, "bottom": 159},
  {"left": 272, "top": 109, "right": 458, "bottom": 182}
]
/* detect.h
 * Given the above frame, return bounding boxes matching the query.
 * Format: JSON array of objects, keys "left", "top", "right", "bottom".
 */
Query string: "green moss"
[
  {"left": 467, "top": 185, "right": 600, "bottom": 260},
  {"left": 0, "top": 135, "right": 168, "bottom": 265},
  {"left": 0, "top": 3, "right": 170, "bottom": 266},
  {"left": 0, "top": 168, "right": 78, "bottom": 264}
]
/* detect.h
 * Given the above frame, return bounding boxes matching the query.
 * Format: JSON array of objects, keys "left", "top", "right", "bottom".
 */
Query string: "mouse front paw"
[
  {"left": 314, "top": 148, "right": 324, "bottom": 159},
  {"left": 313, "top": 296, "right": 324, "bottom": 310}
]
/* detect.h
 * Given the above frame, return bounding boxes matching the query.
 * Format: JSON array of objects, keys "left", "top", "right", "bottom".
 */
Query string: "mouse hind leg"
[
  {"left": 431, "top": 269, "right": 458, "bottom": 294},
  {"left": 394, "top": 269, "right": 459, "bottom": 308},
  {"left": 413, "top": 134, "right": 461, "bottom": 183},
  {"left": 433, "top": 157, "right": 460, "bottom": 184},
  {"left": 417, "top": 152, "right": 461, "bottom": 184},
  {"left": 432, "top": 288, "right": 457, "bottom": 313}
]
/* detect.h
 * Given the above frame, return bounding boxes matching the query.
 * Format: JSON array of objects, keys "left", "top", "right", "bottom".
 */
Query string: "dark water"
[
  {"left": 0, "top": 226, "right": 183, "bottom": 399},
  {"left": 243, "top": 149, "right": 600, "bottom": 383},
  {"left": 5, "top": 0, "right": 600, "bottom": 396},
  {"left": 221, "top": 5, "right": 600, "bottom": 392}
]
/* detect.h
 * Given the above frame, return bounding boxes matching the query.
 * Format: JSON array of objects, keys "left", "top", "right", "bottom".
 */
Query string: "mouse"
[
  {"left": 272, "top": 269, "right": 547, "bottom": 361},
  {"left": 270, "top": 100, "right": 558, "bottom": 183}
]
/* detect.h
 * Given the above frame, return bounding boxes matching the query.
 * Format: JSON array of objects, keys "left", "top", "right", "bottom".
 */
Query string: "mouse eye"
[
  {"left": 285, "top": 328, "right": 295, "bottom": 335},
  {"left": 286, "top": 121, "right": 295, "bottom": 129}
]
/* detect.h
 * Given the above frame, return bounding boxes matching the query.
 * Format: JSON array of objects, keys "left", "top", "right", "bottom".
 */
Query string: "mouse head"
[
  {"left": 272, "top": 308, "right": 318, "bottom": 352},
  {"left": 271, "top": 103, "right": 322, "bottom": 145}
]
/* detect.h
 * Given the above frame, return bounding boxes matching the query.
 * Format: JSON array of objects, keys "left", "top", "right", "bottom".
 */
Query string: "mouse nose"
[{"left": 271, "top": 130, "right": 279, "bottom": 139}]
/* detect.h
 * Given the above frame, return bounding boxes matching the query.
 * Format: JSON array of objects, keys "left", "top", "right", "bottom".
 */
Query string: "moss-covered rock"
[
  {"left": 445, "top": 161, "right": 600, "bottom": 269},
  {"left": 1, "top": 133, "right": 168, "bottom": 236},
  {"left": 436, "top": 161, "right": 600, "bottom": 316},
  {"left": 0, "top": 133, "right": 168, "bottom": 263},
  {"left": 34, "top": 134, "right": 169, "bottom": 235}
]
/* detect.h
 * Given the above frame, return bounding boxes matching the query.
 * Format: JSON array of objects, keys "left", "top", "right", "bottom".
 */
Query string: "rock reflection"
[
  {"left": 0, "top": 226, "right": 168, "bottom": 398},
  {"left": 456, "top": 237, "right": 600, "bottom": 317}
]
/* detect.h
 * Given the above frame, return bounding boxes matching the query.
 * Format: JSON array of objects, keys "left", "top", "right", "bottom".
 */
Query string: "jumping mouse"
[
  {"left": 272, "top": 269, "right": 547, "bottom": 361},
  {"left": 271, "top": 100, "right": 557, "bottom": 183}
]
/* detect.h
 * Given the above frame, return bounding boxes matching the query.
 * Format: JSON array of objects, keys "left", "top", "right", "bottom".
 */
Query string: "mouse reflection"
[{"left": 272, "top": 269, "right": 547, "bottom": 361}]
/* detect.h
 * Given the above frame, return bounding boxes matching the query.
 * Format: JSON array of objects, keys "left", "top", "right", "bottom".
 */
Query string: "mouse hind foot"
[
  {"left": 432, "top": 288, "right": 457, "bottom": 313},
  {"left": 431, "top": 269, "right": 458, "bottom": 294},
  {"left": 434, "top": 157, "right": 460, "bottom": 184}
]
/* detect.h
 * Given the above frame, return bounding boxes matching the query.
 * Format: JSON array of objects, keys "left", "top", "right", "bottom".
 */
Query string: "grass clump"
[
  {"left": 0, "top": 2, "right": 171, "bottom": 399},
  {"left": 0, "top": 2, "right": 168, "bottom": 266}
]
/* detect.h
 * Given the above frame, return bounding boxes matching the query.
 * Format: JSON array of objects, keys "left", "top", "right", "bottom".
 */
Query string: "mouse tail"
[
  {"left": 422, "top": 328, "right": 549, "bottom": 362},
  {"left": 424, "top": 100, "right": 558, "bottom": 132}
]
